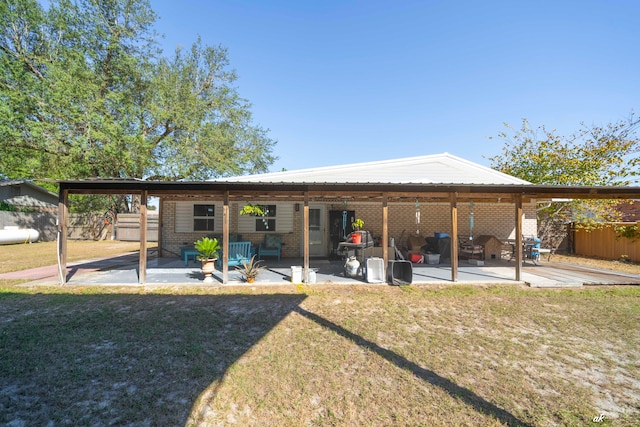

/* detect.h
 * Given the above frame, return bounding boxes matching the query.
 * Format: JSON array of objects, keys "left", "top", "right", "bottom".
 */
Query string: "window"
[
  {"left": 193, "top": 204, "right": 215, "bottom": 231},
  {"left": 255, "top": 205, "right": 276, "bottom": 231},
  {"left": 238, "top": 203, "right": 293, "bottom": 234}
]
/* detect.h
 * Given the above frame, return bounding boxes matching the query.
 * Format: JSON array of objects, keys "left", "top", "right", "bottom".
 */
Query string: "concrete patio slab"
[{"left": 8, "top": 254, "right": 639, "bottom": 288}]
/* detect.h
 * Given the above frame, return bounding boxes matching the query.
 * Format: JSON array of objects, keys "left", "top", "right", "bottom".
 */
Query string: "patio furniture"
[
  {"left": 506, "top": 237, "right": 549, "bottom": 263},
  {"left": 217, "top": 241, "right": 253, "bottom": 267},
  {"left": 531, "top": 247, "right": 552, "bottom": 262},
  {"left": 258, "top": 234, "right": 282, "bottom": 262},
  {"left": 183, "top": 249, "right": 199, "bottom": 266},
  {"left": 525, "top": 237, "right": 550, "bottom": 264}
]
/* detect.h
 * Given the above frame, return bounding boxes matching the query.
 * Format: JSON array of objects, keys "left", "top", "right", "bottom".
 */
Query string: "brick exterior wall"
[
  {"left": 161, "top": 200, "right": 302, "bottom": 258},
  {"left": 161, "top": 199, "right": 537, "bottom": 258},
  {"left": 342, "top": 201, "right": 536, "bottom": 242}
]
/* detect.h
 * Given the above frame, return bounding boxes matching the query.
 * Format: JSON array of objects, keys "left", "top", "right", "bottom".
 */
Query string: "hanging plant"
[
  {"left": 240, "top": 203, "right": 267, "bottom": 217},
  {"left": 240, "top": 203, "right": 271, "bottom": 229}
]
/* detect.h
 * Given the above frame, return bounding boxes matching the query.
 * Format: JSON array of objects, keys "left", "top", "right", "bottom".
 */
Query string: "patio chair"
[
  {"left": 258, "top": 234, "right": 282, "bottom": 262},
  {"left": 525, "top": 237, "right": 542, "bottom": 263}
]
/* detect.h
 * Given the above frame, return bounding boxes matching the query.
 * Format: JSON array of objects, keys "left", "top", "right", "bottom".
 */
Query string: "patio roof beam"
[{"left": 57, "top": 180, "right": 640, "bottom": 201}]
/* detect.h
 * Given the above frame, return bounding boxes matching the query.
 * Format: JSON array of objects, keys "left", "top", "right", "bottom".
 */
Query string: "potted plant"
[
  {"left": 236, "top": 255, "right": 265, "bottom": 283},
  {"left": 194, "top": 236, "right": 221, "bottom": 282},
  {"left": 351, "top": 218, "right": 364, "bottom": 244}
]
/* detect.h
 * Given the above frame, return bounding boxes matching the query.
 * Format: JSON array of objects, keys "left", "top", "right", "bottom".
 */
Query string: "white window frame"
[{"left": 175, "top": 201, "right": 221, "bottom": 233}]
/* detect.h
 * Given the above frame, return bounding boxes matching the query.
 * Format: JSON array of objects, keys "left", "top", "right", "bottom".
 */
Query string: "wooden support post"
[
  {"left": 515, "top": 194, "right": 523, "bottom": 281},
  {"left": 223, "top": 191, "right": 230, "bottom": 284},
  {"left": 58, "top": 189, "right": 68, "bottom": 284},
  {"left": 382, "top": 194, "right": 389, "bottom": 275},
  {"left": 303, "top": 192, "right": 310, "bottom": 280},
  {"left": 450, "top": 193, "right": 459, "bottom": 282},
  {"left": 139, "top": 190, "right": 148, "bottom": 284},
  {"left": 157, "top": 197, "right": 163, "bottom": 257}
]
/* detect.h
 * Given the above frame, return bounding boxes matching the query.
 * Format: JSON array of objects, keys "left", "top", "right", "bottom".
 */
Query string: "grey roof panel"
[{"left": 215, "top": 153, "right": 531, "bottom": 185}]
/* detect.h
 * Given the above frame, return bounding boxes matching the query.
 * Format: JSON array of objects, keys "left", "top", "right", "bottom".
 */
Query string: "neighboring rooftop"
[
  {"left": 215, "top": 153, "right": 531, "bottom": 185},
  {"left": 617, "top": 200, "right": 640, "bottom": 222},
  {"left": 0, "top": 179, "right": 58, "bottom": 204}
]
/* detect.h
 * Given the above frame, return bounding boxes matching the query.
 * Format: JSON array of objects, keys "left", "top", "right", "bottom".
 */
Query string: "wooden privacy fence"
[
  {"left": 0, "top": 211, "right": 110, "bottom": 241},
  {"left": 115, "top": 213, "right": 158, "bottom": 242},
  {"left": 574, "top": 222, "right": 640, "bottom": 262}
]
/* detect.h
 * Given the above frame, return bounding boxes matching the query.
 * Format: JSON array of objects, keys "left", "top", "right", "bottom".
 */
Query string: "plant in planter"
[
  {"left": 351, "top": 218, "right": 364, "bottom": 244},
  {"left": 236, "top": 255, "right": 265, "bottom": 283},
  {"left": 194, "top": 236, "right": 221, "bottom": 282},
  {"left": 352, "top": 218, "right": 364, "bottom": 231}
]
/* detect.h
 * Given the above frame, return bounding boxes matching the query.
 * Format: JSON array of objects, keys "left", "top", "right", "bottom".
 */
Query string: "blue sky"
[{"left": 151, "top": 0, "right": 639, "bottom": 172}]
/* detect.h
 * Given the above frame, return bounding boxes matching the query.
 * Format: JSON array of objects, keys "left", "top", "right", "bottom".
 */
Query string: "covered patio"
[{"left": 55, "top": 176, "right": 640, "bottom": 286}]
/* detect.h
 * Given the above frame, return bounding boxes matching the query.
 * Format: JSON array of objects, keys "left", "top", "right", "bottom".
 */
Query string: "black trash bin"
[{"left": 388, "top": 260, "right": 412, "bottom": 285}]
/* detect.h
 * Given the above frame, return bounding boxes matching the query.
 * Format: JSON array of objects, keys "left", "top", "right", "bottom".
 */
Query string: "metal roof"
[
  {"left": 53, "top": 154, "right": 640, "bottom": 201},
  {"left": 213, "top": 153, "right": 531, "bottom": 185}
]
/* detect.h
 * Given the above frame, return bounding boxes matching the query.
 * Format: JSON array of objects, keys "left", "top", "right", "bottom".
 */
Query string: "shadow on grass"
[
  {"left": 294, "top": 306, "right": 534, "bottom": 427},
  {"left": 0, "top": 292, "right": 306, "bottom": 426}
]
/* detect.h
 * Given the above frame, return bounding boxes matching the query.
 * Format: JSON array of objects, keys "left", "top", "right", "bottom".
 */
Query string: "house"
[
  {"left": 160, "top": 153, "right": 537, "bottom": 259},
  {"left": 55, "top": 152, "right": 640, "bottom": 284},
  {"left": 0, "top": 180, "right": 58, "bottom": 212}
]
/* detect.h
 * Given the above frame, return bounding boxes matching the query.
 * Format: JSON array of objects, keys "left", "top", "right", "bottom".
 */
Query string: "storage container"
[
  {"left": 290, "top": 266, "right": 303, "bottom": 283},
  {"left": 388, "top": 260, "right": 412, "bottom": 285},
  {"left": 426, "top": 253, "right": 440, "bottom": 264},
  {"left": 304, "top": 269, "right": 317, "bottom": 284},
  {"left": 409, "top": 253, "right": 424, "bottom": 263},
  {"left": 366, "top": 257, "right": 385, "bottom": 283}
]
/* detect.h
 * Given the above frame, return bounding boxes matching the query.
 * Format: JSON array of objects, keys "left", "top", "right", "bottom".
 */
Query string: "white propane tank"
[
  {"left": 344, "top": 256, "right": 360, "bottom": 277},
  {"left": 0, "top": 226, "right": 40, "bottom": 245}
]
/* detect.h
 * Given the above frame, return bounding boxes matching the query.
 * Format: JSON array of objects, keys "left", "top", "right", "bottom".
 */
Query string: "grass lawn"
[
  {"left": 0, "top": 283, "right": 638, "bottom": 426},
  {"left": 0, "top": 242, "right": 639, "bottom": 425}
]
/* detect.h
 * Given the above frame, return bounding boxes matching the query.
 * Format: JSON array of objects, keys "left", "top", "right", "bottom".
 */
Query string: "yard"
[
  {"left": 0, "top": 280, "right": 638, "bottom": 426},
  {"left": 0, "top": 242, "right": 639, "bottom": 425}
]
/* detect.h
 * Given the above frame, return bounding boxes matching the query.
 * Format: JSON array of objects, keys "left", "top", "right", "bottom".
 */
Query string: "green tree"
[
  {"left": 489, "top": 117, "right": 640, "bottom": 250},
  {"left": 0, "top": 0, "right": 276, "bottom": 210}
]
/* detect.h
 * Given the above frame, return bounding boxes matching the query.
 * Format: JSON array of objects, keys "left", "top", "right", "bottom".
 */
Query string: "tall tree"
[
  {"left": 0, "top": 0, "right": 276, "bottom": 187},
  {"left": 489, "top": 117, "right": 640, "bottom": 250}
]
